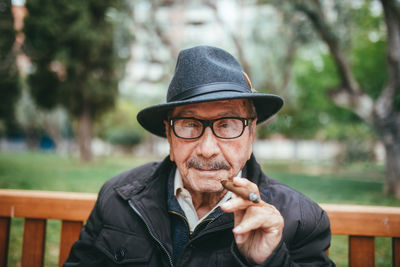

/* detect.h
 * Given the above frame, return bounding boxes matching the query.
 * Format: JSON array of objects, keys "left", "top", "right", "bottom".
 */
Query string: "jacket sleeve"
[
  {"left": 63, "top": 186, "right": 108, "bottom": 267},
  {"left": 231, "top": 199, "right": 335, "bottom": 267}
]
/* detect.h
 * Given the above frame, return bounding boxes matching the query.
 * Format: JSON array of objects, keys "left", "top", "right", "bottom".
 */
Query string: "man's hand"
[{"left": 221, "top": 177, "right": 284, "bottom": 264}]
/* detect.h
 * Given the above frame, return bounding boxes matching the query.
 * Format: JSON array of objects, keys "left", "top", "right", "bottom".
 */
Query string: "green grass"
[
  {"left": 263, "top": 160, "right": 400, "bottom": 206},
  {"left": 0, "top": 151, "right": 157, "bottom": 192},
  {"left": 1, "top": 151, "right": 399, "bottom": 266}
]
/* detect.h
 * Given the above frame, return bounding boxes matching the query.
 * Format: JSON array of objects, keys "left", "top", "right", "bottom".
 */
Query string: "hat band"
[{"left": 168, "top": 83, "right": 250, "bottom": 102}]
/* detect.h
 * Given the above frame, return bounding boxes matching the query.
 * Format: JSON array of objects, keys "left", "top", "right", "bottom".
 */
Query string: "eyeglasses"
[{"left": 168, "top": 117, "right": 253, "bottom": 140}]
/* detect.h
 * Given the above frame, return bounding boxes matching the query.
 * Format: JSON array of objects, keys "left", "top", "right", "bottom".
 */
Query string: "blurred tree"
[
  {"left": 205, "top": 0, "right": 251, "bottom": 74},
  {"left": 15, "top": 87, "right": 71, "bottom": 151},
  {"left": 23, "top": 0, "right": 132, "bottom": 161},
  {"left": 96, "top": 99, "right": 146, "bottom": 151},
  {"left": 270, "top": 0, "right": 400, "bottom": 198},
  {"left": 0, "top": 0, "right": 21, "bottom": 136}
]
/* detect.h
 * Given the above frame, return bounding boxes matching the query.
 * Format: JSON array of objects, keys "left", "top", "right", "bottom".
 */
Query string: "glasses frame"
[{"left": 169, "top": 117, "right": 253, "bottom": 140}]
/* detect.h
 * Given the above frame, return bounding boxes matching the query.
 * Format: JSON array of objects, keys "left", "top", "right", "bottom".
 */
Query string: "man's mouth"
[{"left": 195, "top": 168, "right": 221, "bottom": 172}]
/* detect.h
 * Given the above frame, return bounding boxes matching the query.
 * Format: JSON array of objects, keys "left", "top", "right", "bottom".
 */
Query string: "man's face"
[{"left": 165, "top": 99, "right": 257, "bottom": 194}]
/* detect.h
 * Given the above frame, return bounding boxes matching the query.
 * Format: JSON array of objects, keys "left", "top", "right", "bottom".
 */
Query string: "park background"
[{"left": 1, "top": 0, "right": 400, "bottom": 266}]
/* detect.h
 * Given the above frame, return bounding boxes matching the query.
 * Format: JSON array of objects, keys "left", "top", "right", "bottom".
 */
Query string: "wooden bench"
[{"left": 0, "top": 189, "right": 399, "bottom": 267}]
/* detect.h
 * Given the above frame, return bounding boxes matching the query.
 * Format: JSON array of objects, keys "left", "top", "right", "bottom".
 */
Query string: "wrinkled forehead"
[{"left": 170, "top": 99, "right": 253, "bottom": 118}]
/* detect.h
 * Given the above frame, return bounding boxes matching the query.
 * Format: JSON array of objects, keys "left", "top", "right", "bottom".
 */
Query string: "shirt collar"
[{"left": 174, "top": 169, "right": 241, "bottom": 231}]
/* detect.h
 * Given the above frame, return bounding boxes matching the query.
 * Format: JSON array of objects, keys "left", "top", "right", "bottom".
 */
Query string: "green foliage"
[
  {"left": 0, "top": 0, "right": 21, "bottom": 136},
  {"left": 327, "top": 123, "right": 377, "bottom": 164},
  {"left": 349, "top": 2, "right": 388, "bottom": 101},
  {"left": 295, "top": 53, "right": 363, "bottom": 132},
  {"left": 352, "top": 40, "right": 387, "bottom": 99},
  {"left": 259, "top": 52, "right": 362, "bottom": 140},
  {"left": 23, "top": 0, "right": 132, "bottom": 118},
  {"left": 27, "top": 68, "right": 61, "bottom": 109},
  {"left": 106, "top": 126, "right": 142, "bottom": 147},
  {"left": 0, "top": 0, "right": 15, "bottom": 53}
]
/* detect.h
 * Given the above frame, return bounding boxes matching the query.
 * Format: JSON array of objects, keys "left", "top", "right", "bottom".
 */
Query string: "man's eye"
[
  {"left": 216, "top": 120, "right": 232, "bottom": 128},
  {"left": 183, "top": 121, "right": 200, "bottom": 127}
]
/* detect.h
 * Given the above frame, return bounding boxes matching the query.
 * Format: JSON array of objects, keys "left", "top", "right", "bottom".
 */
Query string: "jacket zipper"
[
  {"left": 169, "top": 211, "right": 224, "bottom": 239},
  {"left": 190, "top": 212, "right": 232, "bottom": 243},
  {"left": 128, "top": 199, "right": 174, "bottom": 267},
  {"left": 168, "top": 210, "right": 193, "bottom": 237},
  {"left": 192, "top": 218, "right": 214, "bottom": 235}
]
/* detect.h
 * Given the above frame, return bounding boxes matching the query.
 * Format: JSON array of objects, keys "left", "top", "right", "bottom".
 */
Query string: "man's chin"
[{"left": 196, "top": 182, "right": 225, "bottom": 193}]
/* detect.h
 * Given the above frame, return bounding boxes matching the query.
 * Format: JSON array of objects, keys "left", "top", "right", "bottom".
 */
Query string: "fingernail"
[
  {"left": 233, "top": 225, "right": 242, "bottom": 233},
  {"left": 221, "top": 202, "right": 231, "bottom": 209},
  {"left": 270, "top": 228, "right": 279, "bottom": 234},
  {"left": 235, "top": 177, "right": 246, "bottom": 185}
]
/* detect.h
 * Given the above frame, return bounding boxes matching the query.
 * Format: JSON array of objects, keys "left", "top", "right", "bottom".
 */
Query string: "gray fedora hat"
[{"left": 137, "top": 45, "right": 284, "bottom": 137}]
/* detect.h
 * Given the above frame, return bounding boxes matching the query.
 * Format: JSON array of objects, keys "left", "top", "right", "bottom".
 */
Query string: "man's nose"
[{"left": 196, "top": 126, "right": 220, "bottom": 158}]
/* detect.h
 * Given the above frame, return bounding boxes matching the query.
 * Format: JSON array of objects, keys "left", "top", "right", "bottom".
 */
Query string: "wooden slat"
[
  {"left": 349, "top": 236, "right": 375, "bottom": 267},
  {"left": 0, "top": 217, "right": 10, "bottom": 267},
  {"left": 393, "top": 237, "right": 400, "bottom": 267},
  {"left": 58, "top": 220, "right": 83, "bottom": 267},
  {"left": 320, "top": 204, "right": 400, "bottom": 237},
  {"left": 22, "top": 218, "right": 46, "bottom": 267},
  {"left": 3, "top": 189, "right": 398, "bottom": 235},
  {"left": 0, "top": 189, "right": 96, "bottom": 221}
]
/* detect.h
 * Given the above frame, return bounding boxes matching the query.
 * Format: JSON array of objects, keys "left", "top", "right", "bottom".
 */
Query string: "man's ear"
[
  {"left": 250, "top": 118, "right": 257, "bottom": 142},
  {"left": 247, "top": 118, "right": 257, "bottom": 161},
  {"left": 163, "top": 120, "right": 174, "bottom": 162}
]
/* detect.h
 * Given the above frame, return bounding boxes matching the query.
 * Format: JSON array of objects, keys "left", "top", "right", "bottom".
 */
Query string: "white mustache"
[{"left": 186, "top": 158, "right": 231, "bottom": 170}]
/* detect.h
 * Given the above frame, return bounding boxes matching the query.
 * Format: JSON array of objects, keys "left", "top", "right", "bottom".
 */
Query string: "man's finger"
[
  {"left": 234, "top": 230, "right": 250, "bottom": 245},
  {"left": 221, "top": 194, "right": 255, "bottom": 211},
  {"left": 233, "top": 204, "right": 283, "bottom": 235}
]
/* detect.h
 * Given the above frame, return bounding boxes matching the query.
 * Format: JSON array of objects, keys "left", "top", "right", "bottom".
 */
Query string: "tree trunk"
[
  {"left": 384, "top": 142, "right": 400, "bottom": 198},
  {"left": 43, "top": 118, "right": 62, "bottom": 153},
  {"left": 375, "top": 114, "right": 400, "bottom": 198},
  {"left": 77, "top": 105, "right": 92, "bottom": 162}
]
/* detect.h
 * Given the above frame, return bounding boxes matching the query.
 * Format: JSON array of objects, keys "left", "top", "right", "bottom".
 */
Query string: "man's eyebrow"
[
  {"left": 174, "top": 110, "right": 195, "bottom": 117},
  {"left": 173, "top": 110, "right": 243, "bottom": 118}
]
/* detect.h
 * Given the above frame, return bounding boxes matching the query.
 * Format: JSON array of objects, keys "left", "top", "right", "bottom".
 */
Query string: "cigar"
[{"left": 221, "top": 180, "right": 260, "bottom": 203}]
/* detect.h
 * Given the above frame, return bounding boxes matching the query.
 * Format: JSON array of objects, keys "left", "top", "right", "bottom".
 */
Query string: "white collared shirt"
[{"left": 174, "top": 170, "right": 242, "bottom": 232}]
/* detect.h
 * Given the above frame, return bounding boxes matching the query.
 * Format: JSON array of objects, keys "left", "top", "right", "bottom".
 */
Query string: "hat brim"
[{"left": 137, "top": 91, "right": 284, "bottom": 137}]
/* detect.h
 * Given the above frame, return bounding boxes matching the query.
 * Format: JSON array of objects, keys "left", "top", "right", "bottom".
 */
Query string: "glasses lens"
[
  {"left": 213, "top": 118, "right": 244, "bottom": 138},
  {"left": 174, "top": 118, "right": 203, "bottom": 139}
]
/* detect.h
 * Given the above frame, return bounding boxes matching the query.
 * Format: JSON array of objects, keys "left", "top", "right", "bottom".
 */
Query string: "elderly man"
[{"left": 65, "top": 46, "right": 335, "bottom": 266}]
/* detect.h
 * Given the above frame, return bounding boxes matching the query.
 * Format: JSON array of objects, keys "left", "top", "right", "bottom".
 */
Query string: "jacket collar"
[{"left": 114, "top": 157, "right": 173, "bottom": 201}]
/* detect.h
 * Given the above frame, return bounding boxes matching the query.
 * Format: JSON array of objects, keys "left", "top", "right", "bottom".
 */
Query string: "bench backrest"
[
  {"left": 0, "top": 189, "right": 96, "bottom": 267},
  {"left": 1, "top": 189, "right": 400, "bottom": 267}
]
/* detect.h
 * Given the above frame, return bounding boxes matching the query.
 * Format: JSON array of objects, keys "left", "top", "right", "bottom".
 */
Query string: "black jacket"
[{"left": 65, "top": 155, "right": 335, "bottom": 266}]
